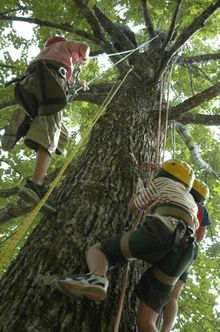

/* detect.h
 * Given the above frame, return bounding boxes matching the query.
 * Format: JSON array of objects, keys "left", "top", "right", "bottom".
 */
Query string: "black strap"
[
  {"left": 5, "top": 60, "right": 66, "bottom": 88},
  {"left": 38, "top": 98, "right": 67, "bottom": 107},
  {"left": 5, "top": 68, "right": 35, "bottom": 87},
  {"left": 14, "top": 83, "right": 33, "bottom": 119},
  {"left": 171, "top": 219, "right": 186, "bottom": 253},
  {"left": 37, "top": 60, "right": 67, "bottom": 108}
]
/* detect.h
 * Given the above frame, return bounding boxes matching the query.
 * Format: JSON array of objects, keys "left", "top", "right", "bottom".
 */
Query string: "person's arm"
[
  {"left": 68, "top": 41, "right": 90, "bottom": 64},
  {"left": 78, "top": 42, "right": 90, "bottom": 64},
  {"left": 128, "top": 200, "right": 138, "bottom": 214},
  {"left": 128, "top": 181, "right": 157, "bottom": 213}
]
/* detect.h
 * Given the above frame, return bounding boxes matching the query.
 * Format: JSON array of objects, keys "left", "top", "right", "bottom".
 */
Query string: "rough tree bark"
[
  {"left": 0, "top": 72, "right": 161, "bottom": 332},
  {"left": 0, "top": 1, "right": 220, "bottom": 331}
]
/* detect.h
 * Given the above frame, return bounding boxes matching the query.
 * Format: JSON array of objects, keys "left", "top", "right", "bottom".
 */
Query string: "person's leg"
[
  {"left": 56, "top": 232, "right": 129, "bottom": 301},
  {"left": 31, "top": 145, "right": 52, "bottom": 184},
  {"left": 18, "top": 144, "right": 55, "bottom": 212},
  {"left": 56, "top": 242, "right": 109, "bottom": 301},
  {"left": 87, "top": 243, "right": 109, "bottom": 276},
  {"left": 137, "top": 300, "right": 159, "bottom": 332},
  {"left": 19, "top": 112, "right": 66, "bottom": 212},
  {"left": 161, "top": 280, "right": 184, "bottom": 332}
]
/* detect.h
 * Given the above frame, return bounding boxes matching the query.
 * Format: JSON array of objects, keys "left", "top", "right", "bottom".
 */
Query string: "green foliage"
[{"left": 0, "top": 0, "right": 220, "bottom": 330}]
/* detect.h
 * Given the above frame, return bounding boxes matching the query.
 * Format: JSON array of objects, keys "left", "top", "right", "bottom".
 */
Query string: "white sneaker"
[{"left": 56, "top": 272, "right": 108, "bottom": 301}]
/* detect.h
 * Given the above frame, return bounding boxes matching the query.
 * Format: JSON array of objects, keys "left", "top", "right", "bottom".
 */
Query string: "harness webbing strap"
[
  {"left": 171, "top": 220, "right": 186, "bottom": 253},
  {"left": 14, "top": 83, "right": 34, "bottom": 119},
  {"left": 38, "top": 98, "right": 67, "bottom": 107}
]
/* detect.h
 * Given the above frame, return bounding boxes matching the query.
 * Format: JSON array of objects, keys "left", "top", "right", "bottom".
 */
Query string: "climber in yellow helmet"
[
  {"left": 56, "top": 158, "right": 198, "bottom": 332},
  {"left": 161, "top": 178, "right": 211, "bottom": 332}
]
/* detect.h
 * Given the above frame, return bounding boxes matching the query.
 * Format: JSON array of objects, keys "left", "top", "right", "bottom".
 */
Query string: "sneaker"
[
  {"left": 56, "top": 272, "right": 108, "bottom": 301},
  {"left": 1, "top": 109, "right": 30, "bottom": 151},
  {"left": 18, "top": 179, "right": 56, "bottom": 213}
]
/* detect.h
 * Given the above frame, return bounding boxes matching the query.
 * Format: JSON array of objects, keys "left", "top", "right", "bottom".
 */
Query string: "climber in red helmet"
[{"left": 2, "top": 36, "right": 90, "bottom": 212}]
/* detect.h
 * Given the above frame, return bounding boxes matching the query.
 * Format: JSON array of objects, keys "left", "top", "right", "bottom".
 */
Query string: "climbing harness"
[
  {"left": 66, "top": 60, "right": 82, "bottom": 102},
  {"left": 7, "top": 60, "right": 68, "bottom": 118},
  {"left": 0, "top": 67, "right": 133, "bottom": 272}
]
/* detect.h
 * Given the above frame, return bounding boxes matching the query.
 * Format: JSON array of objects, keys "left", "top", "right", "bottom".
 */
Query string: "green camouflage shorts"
[{"left": 16, "top": 60, "right": 69, "bottom": 155}]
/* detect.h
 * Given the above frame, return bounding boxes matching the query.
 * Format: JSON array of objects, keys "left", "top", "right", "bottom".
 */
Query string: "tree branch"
[
  {"left": 169, "top": 81, "right": 220, "bottom": 120},
  {"left": 72, "top": 0, "right": 105, "bottom": 42},
  {"left": 154, "top": 0, "right": 220, "bottom": 81},
  {"left": 94, "top": 6, "right": 136, "bottom": 52},
  {"left": 0, "top": 232, "right": 17, "bottom": 246},
  {"left": 92, "top": 6, "right": 131, "bottom": 74},
  {"left": 176, "top": 122, "right": 219, "bottom": 179},
  {"left": 0, "top": 14, "right": 97, "bottom": 43},
  {"left": 0, "top": 200, "right": 34, "bottom": 226},
  {"left": 0, "top": 158, "right": 23, "bottom": 181},
  {"left": 0, "top": 64, "right": 16, "bottom": 69},
  {"left": 176, "top": 53, "right": 220, "bottom": 66},
  {"left": 72, "top": 83, "right": 115, "bottom": 104},
  {"left": 0, "top": 98, "right": 17, "bottom": 111},
  {"left": 0, "top": 187, "right": 20, "bottom": 199},
  {"left": 1, "top": 4, "right": 35, "bottom": 15},
  {"left": 140, "top": 0, "right": 156, "bottom": 38},
  {"left": 0, "top": 83, "right": 115, "bottom": 112},
  {"left": 162, "top": 0, "right": 183, "bottom": 50},
  {"left": 167, "top": 0, "right": 220, "bottom": 60},
  {"left": 180, "top": 113, "right": 220, "bottom": 126}
]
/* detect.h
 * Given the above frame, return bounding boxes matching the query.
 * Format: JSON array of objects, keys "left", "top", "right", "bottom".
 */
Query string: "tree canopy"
[{"left": 0, "top": 0, "right": 220, "bottom": 331}]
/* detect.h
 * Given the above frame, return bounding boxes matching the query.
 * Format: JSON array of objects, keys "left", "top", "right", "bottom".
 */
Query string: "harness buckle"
[{"left": 58, "top": 67, "right": 67, "bottom": 79}]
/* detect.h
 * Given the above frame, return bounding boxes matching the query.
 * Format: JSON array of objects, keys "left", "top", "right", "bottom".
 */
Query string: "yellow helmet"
[
  {"left": 155, "top": 158, "right": 195, "bottom": 190},
  {"left": 190, "top": 179, "right": 209, "bottom": 203}
]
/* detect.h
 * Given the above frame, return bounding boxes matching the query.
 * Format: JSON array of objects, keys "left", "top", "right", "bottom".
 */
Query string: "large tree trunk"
[{"left": 0, "top": 69, "right": 163, "bottom": 331}]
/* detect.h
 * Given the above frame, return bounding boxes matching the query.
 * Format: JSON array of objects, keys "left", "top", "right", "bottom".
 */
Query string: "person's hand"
[
  {"left": 76, "top": 80, "right": 89, "bottom": 91},
  {"left": 79, "top": 58, "right": 89, "bottom": 65},
  {"left": 128, "top": 200, "right": 138, "bottom": 214}
]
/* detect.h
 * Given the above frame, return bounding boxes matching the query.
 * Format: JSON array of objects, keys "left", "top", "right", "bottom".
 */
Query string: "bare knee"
[
  {"left": 137, "top": 318, "right": 157, "bottom": 332},
  {"left": 87, "top": 243, "right": 101, "bottom": 256},
  {"left": 136, "top": 301, "right": 158, "bottom": 332}
]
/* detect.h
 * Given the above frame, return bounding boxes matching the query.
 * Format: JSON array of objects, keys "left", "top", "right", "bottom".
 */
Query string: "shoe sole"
[
  {"left": 2, "top": 109, "right": 26, "bottom": 151},
  {"left": 18, "top": 187, "right": 57, "bottom": 213},
  {"left": 57, "top": 279, "right": 106, "bottom": 301}
]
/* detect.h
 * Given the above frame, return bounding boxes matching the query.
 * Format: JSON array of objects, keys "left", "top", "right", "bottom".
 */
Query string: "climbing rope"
[
  {"left": 90, "top": 36, "right": 158, "bottom": 59},
  {"left": 75, "top": 36, "right": 158, "bottom": 95},
  {"left": 0, "top": 67, "right": 133, "bottom": 271},
  {"left": 1, "top": 36, "right": 156, "bottom": 270},
  {"left": 162, "top": 68, "right": 172, "bottom": 163},
  {"left": 172, "top": 121, "right": 176, "bottom": 159},
  {"left": 113, "top": 71, "right": 171, "bottom": 332}
]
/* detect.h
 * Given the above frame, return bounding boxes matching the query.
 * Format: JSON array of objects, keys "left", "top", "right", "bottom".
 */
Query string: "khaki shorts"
[{"left": 22, "top": 65, "right": 69, "bottom": 155}]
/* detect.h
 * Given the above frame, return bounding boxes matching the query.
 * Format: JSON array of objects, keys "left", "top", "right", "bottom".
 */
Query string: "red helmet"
[{"left": 45, "top": 36, "right": 67, "bottom": 48}]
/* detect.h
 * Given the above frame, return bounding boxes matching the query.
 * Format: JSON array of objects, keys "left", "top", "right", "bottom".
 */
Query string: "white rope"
[
  {"left": 90, "top": 36, "right": 158, "bottom": 59},
  {"left": 75, "top": 35, "right": 158, "bottom": 94}
]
